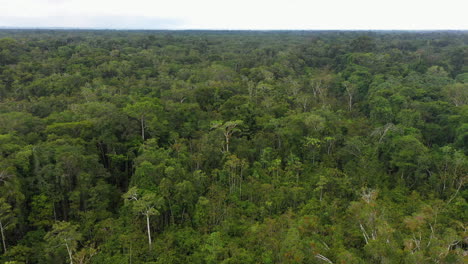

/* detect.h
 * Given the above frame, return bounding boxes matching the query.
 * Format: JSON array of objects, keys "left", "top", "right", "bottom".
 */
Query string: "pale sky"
[{"left": 1, "top": 0, "right": 467, "bottom": 30}]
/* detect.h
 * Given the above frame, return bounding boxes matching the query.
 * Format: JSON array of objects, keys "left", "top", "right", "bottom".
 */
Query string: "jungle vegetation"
[{"left": 0, "top": 30, "right": 467, "bottom": 263}]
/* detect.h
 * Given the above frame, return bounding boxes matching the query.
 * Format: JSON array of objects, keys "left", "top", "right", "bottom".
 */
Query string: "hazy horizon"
[
  {"left": 1, "top": 0, "right": 467, "bottom": 30},
  {"left": 1, "top": 27, "right": 467, "bottom": 32}
]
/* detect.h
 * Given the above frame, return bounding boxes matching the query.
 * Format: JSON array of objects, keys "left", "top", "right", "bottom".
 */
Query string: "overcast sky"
[{"left": 1, "top": 0, "right": 467, "bottom": 30}]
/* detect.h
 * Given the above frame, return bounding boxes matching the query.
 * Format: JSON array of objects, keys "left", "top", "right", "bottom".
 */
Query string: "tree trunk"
[
  {"left": 65, "top": 240, "right": 73, "bottom": 264},
  {"left": 345, "top": 84, "right": 354, "bottom": 111},
  {"left": 141, "top": 117, "right": 145, "bottom": 141},
  {"left": 0, "top": 220, "right": 6, "bottom": 253},
  {"left": 146, "top": 214, "right": 152, "bottom": 249},
  {"left": 348, "top": 94, "right": 353, "bottom": 111},
  {"left": 167, "top": 200, "right": 175, "bottom": 225},
  {"left": 225, "top": 135, "right": 230, "bottom": 152}
]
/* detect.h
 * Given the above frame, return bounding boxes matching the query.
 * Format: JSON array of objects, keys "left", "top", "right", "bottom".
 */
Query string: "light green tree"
[
  {"left": 211, "top": 120, "right": 243, "bottom": 153},
  {"left": 44, "top": 221, "right": 82, "bottom": 264},
  {"left": 124, "top": 99, "right": 162, "bottom": 141},
  {"left": 123, "top": 187, "right": 162, "bottom": 249},
  {"left": 0, "top": 198, "right": 16, "bottom": 254}
]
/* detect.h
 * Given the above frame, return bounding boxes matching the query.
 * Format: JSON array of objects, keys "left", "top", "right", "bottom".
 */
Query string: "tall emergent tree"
[
  {"left": 124, "top": 98, "right": 163, "bottom": 141},
  {"left": 123, "top": 187, "right": 162, "bottom": 249},
  {"left": 44, "top": 221, "right": 82, "bottom": 264},
  {"left": 0, "top": 198, "right": 16, "bottom": 254},
  {"left": 211, "top": 120, "right": 243, "bottom": 152}
]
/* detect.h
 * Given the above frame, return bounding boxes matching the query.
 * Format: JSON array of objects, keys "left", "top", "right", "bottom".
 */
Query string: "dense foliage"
[{"left": 0, "top": 30, "right": 467, "bottom": 263}]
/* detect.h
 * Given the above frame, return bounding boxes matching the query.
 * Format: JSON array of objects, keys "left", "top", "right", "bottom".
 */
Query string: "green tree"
[
  {"left": 44, "top": 221, "right": 82, "bottom": 264},
  {"left": 443, "top": 83, "right": 468, "bottom": 107},
  {"left": 124, "top": 98, "right": 163, "bottom": 141},
  {"left": 123, "top": 187, "right": 162, "bottom": 249},
  {"left": 211, "top": 120, "right": 243, "bottom": 153},
  {"left": 0, "top": 198, "right": 16, "bottom": 254}
]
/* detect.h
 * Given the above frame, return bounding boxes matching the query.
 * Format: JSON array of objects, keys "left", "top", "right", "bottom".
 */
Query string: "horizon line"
[{"left": 1, "top": 27, "right": 467, "bottom": 31}]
